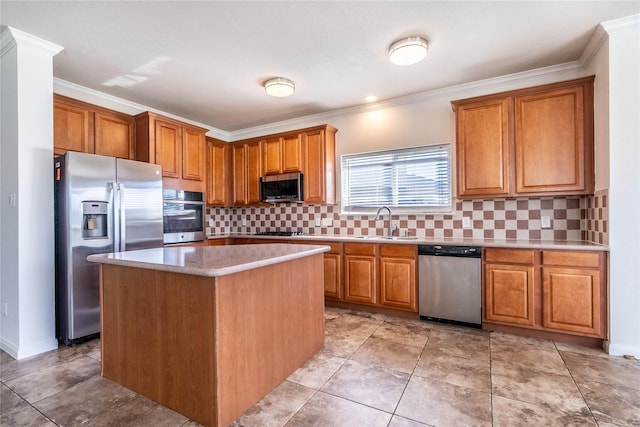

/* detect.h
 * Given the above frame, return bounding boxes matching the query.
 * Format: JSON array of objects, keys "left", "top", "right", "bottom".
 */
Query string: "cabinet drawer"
[
  {"left": 484, "top": 248, "right": 535, "bottom": 264},
  {"left": 380, "top": 244, "right": 415, "bottom": 258},
  {"left": 344, "top": 243, "right": 376, "bottom": 256},
  {"left": 310, "top": 241, "right": 341, "bottom": 253},
  {"left": 542, "top": 251, "right": 601, "bottom": 268}
]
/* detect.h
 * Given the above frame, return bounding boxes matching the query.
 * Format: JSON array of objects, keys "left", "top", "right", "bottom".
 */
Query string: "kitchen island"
[{"left": 88, "top": 244, "right": 329, "bottom": 427}]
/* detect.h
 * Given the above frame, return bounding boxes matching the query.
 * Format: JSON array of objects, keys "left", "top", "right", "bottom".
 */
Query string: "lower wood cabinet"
[
  {"left": 483, "top": 248, "right": 606, "bottom": 339},
  {"left": 319, "top": 242, "right": 342, "bottom": 300},
  {"left": 344, "top": 243, "right": 377, "bottom": 304}
]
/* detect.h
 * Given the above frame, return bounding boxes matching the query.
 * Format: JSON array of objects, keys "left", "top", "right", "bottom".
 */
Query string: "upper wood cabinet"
[
  {"left": 231, "top": 140, "right": 262, "bottom": 206},
  {"left": 451, "top": 76, "right": 594, "bottom": 198},
  {"left": 54, "top": 94, "right": 134, "bottom": 159},
  {"left": 303, "top": 125, "right": 337, "bottom": 204},
  {"left": 262, "top": 134, "right": 303, "bottom": 175},
  {"left": 206, "top": 137, "right": 230, "bottom": 206},
  {"left": 135, "top": 112, "right": 207, "bottom": 192},
  {"left": 233, "top": 124, "right": 337, "bottom": 206}
]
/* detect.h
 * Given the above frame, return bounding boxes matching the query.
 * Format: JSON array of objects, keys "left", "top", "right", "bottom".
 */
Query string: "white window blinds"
[{"left": 341, "top": 144, "right": 451, "bottom": 213}]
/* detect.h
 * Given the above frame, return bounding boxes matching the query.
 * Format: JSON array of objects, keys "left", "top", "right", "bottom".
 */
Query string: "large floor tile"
[
  {"left": 0, "top": 345, "right": 86, "bottom": 382},
  {"left": 232, "top": 380, "right": 315, "bottom": 427},
  {"left": 372, "top": 318, "right": 432, "bottom": 348},
  {"left": 81, "top": 394, "right": 188, "bottom": 426},
  {"left": 414, "top": 349, "right": 490, "bottom": 392},
  {"left": 351, "top": 336, "right": 423, "bottom": 374},
  {"left": 324, "top": 313, "right": 383, "bottom": 340},
  {"left": 395, "top": 375, "right": 491, "bottom": 427},
  {"left": 287, "top": 348, "right": 346, "bottom": 389},
  {"left": 388, "top": 415, "right": 429, "bottom": 426},
  {"left": 286, "top": 391, "right": 391, "bottom": 427},
  {"left": 0, "top": 402, "right": 57, "bottom": 427},
  {"left": 323, "top": 332, "right": 368, "bottom": 358},
  {"left": 1, "top": 382, "right": 30, "bottom": 413},
  {"left": 5, "top": 355, "right": 100, "bottom": 403},
  {"left": 32, "top": 374, "right": 137, "bottom": 426},
  {"left": 562, "top": 351, "right": 640, "bottom": 390},
  {"left": 321, "top": 359, "right": 410, "bottom": 412},
  {"left": 424, "top": 328, "right": 490, "bottom": 360},
  {"left": 491, "top": 360, "right": 590, "bottom": 414},
  {"left": 492, "top": 395, "right": 597, "bottom": 426},
  {"left": 576, "top": 380, "right": 640, "bottom": 426},
  {"left": 490, "top": 332, "right": 568, "bottom": 375},
  {"left": 554, "top": 341, "right": 610, "bottom": 358}
]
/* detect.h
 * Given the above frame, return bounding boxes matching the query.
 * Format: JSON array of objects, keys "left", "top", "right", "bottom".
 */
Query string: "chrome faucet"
[{"left": 374, "top": 206, "right": 393, "bottom": 238}]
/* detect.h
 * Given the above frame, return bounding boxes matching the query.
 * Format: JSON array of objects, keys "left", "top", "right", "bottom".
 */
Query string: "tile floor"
[{"left": 1, "top": 306, "right": 639, "bottom": 426}]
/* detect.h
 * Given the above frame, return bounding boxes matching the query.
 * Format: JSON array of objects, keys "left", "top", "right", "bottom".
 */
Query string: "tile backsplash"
[{"left": 207, "top": 192, "right": 609, "bottom": 243}]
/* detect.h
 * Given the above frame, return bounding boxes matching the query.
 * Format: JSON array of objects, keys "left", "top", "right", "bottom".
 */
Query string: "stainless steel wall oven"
[{"left": 162, "top": 190, "right": 205, "bottom": 244}]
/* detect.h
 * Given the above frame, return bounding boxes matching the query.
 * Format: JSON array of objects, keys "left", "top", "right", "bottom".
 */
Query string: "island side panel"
[
  {"left": 100, "top": 264, "right": 218, "bottom": 426},
  {"left": 215, "top": 253, "right": 325, "bottom": 427}
]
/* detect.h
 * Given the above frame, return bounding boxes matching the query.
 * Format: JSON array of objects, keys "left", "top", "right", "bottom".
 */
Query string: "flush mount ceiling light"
[
  {"left": 388, "top": 36, "right": 429, "bottom": 66},
  {"left": 264, "top": 77, "right": 295, "bottom": 97}
]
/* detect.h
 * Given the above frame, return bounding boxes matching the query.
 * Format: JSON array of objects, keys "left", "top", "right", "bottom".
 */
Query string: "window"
[{"left": 341, "top": 144, "right": 451, "bottom": 214}]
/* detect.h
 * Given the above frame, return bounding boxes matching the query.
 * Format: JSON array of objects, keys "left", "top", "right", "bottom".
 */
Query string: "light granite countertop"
[
  {"left": 208, "top": 233, "right": 609, "bottom": 251},
  {"left": 87, "top": 244, "right": 330, "bottom": 277}
]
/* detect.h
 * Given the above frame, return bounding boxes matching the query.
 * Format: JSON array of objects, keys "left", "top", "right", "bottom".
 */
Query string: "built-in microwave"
[
  {"left": 162, "top": 190, "right": 206, "bottom": 244},
  {"left": 260, "top": 172, "right": 304, "bottom": 203}
]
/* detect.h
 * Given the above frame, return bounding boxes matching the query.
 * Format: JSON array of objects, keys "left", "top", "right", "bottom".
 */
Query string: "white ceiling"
[{"left": 2, "top": 1, "right": 638, "bottom": 132}]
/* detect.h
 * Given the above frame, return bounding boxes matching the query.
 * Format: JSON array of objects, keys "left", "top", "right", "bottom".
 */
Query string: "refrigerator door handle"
[
  {"left": 109, "top": 182, "right": 117, "bottom": 249},
  {"left": 118, "top": 183, "right": 126, "bottom": 252}
]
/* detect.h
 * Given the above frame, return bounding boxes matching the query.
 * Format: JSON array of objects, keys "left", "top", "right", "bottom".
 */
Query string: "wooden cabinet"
[
  {"left": 135, "top": 112, "right": 207, "bottom": 192},
  {"left": 344, "top": 243, "right": 377, "bottom": 305},
  {"left": 303, "top": 126, "right": 337, "bottom": 204},
  {"left": 342, "top": 242, "right": 417, "bottom": 312},
  {"left": 262, "top": 134, "right": 303, "bottom": 175},
  {"left": 206, "top": 137, "right": 230, "bottom": 206},
  {"left": 541, "top": 251, "right": 603, "bottom": 336},
  {"left": 316, "top": 241, "right": 342, "bottom": 300},
  {"left": 379, "top": 245, "right": 417, "bottom": 311},
  {"left": 483, "top": 247, "right": 606, "bottom": 340},
  {"left": 484, "top": 249, "right": 536, "bottom": 326},
  {"left": 452, "top": 76, "right": 594, "bottom": 198},
  {"left": 54, "top": 94, "right": 134, "bottom": 159},
  {"left": 231, "top": 141, "right": 262, "bottom": 206}
]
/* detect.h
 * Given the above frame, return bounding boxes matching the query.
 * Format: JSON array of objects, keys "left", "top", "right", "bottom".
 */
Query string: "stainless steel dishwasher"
[{"left": 418, "top": 245, "right": 482, "bottom": 328}]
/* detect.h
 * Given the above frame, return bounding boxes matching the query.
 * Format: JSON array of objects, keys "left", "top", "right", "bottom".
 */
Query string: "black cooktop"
[{"left": 254, "top": 230, "right": 306, "bottom": 236}]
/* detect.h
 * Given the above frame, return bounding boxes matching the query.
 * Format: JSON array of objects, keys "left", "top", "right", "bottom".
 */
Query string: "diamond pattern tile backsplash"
[{"left": 207, "top": 191, "right": 608, "bottom": 244}]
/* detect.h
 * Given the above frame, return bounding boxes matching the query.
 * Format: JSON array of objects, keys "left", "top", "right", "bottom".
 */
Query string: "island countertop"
[{"left": 87, "top": 243, "right": 330, "bottom": 277}]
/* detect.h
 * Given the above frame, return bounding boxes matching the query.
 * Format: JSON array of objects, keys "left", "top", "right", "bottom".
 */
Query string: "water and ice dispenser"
[{"left": 81, "top": 201, "right": 108, "bottom": 239}]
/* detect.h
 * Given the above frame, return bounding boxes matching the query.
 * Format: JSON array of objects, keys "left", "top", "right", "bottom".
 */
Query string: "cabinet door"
[
  {"left": 54, "top": 100, "right": 93, "bottom": 155},
  {"left": 515, "top": 85, "right": 590, "bottom": 194},
  {"left": 344, "top": 255, "right": 376, "bottom": 304},
  {"left": 262, "top": 137, "right": 282, "bottom": 175},
  {"left": 206, "top": 139, "right": 229, "bottom": 206},
  {"left": 304, "top": 129, "right": 327, "bottom": 204},
  {"left": 282, "top": 134, "right": 303, "bottom": 173},
  {"left": 323, "top": 253, "right": 342, "bottom": 300},
  {"left": 94, "top": 111, "right": 134, "bottom": 159},
  {"left": 231, "top": 143, "right": 247, "bottom": 205},
  {"left": 155, "top": 120, "right": 182, "bottom": 178},
  {"left": 542, "top": 267, "right": 601, "bottom": 336},
  {"left": 246, "top": 141, "right": 262, "bottom": 205},
  {"left": 380, "top": 257, "right": 416, "bottom": 310},
  {"left": 484, "top": 263, "right": 535, "bottom": 326},
  {"left": 455, "top": 98, "right": 510, "bottom": 197},
  {"left": 182, "top": 127, "right": 205, "bottom": 181}
]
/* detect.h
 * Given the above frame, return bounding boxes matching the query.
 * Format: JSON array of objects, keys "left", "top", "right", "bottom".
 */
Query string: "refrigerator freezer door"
[
  {"left": 55, "top": 152, "right": 116, "bottom": 343},
  {"left": 116, "top": 158, "right": 163, "bottom": 251}
]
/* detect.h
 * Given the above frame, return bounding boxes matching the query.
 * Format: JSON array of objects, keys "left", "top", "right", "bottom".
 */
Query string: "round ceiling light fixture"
[
  {"left": 388, "top": 36, "right": 428, "bottom": 66},
  {"left": 264, "top": 77, "right": 295, "bottom": 97}
]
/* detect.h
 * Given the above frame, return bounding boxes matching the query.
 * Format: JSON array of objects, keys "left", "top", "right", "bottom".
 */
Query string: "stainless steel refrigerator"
[{"left": 54, "top": 151, "right": 163, "bottom": 345}]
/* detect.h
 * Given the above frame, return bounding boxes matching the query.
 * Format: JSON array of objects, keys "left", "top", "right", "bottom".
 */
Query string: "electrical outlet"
[
  {"left": 241, "top": 218, "right": 247, "bottom": 227},
  {"left": 322, "top": 218, "right": 333, "bottom": 227},
  {"left": 3, "top": 303, "right": 7, "bottom": 317},
  {"left": 315, "top": 218, "right": 321, "bottom": 227},
  {"left": 541, "top": 215, "right": 551, "bottom": 228},
  {"left": 462, "top": 217, "right": 472, "bottom": 228},
  {"left": 8, "top": 192, "right": 16, "bottom": 208}
]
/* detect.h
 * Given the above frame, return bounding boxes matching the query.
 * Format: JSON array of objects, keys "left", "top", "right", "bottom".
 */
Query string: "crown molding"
[
  {"left": 228, "top": 61, "right": 584, "bottom": 141},
  {"left": 53, "top": 78, "right": 231, "bottom": 141},
  {"left": 1, "top": 26, "right": 63, "bottom": 58}
]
